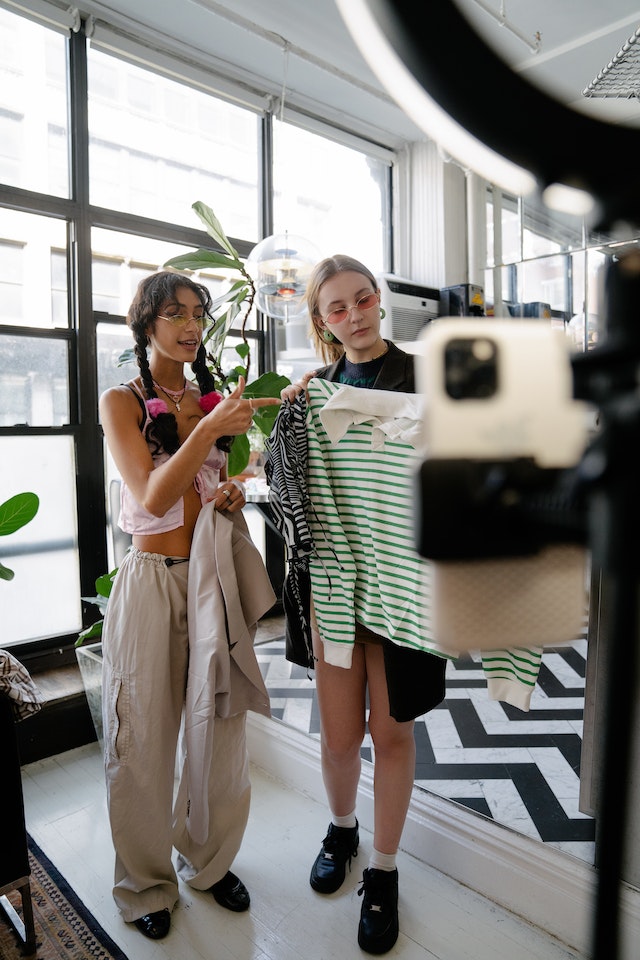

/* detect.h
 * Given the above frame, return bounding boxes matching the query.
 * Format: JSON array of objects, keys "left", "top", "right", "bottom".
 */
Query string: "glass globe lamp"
[{"left": 246, "top": 233, "right": 320, "bottom": 322}]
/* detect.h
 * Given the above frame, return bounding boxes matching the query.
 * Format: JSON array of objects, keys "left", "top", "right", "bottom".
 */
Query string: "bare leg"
[
  {"left": 312, "top": 627, "right": 367, "bottom": 816},
  {"left": 364, "top": 643, "right": 415, "bottom": 855}
]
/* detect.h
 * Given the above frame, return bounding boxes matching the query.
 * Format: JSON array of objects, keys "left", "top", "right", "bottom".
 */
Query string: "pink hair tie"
[
  {"left": 198, "top": 390, "right": 224, "bottom": 413},
  {"left": 146, "top": 398, "right": 169, "bottom": 417}
]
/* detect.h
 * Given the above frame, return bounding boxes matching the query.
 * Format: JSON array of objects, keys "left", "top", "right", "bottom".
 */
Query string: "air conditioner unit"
[{"left": 377, "top": 274, "right": 440, "bottom": 342}]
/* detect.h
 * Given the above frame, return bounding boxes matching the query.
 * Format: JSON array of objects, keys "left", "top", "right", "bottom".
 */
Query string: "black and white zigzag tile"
[{"left": 255, "top": 632, "right": 595, "bottom": 863}]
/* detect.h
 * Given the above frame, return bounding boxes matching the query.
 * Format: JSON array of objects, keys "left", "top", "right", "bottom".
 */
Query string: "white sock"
[
  {"left": 369, "top": 848, "right": 397, "bottom": 872},
  {"left": 332, "top": 809, "right": 357, "bottom": 829}
]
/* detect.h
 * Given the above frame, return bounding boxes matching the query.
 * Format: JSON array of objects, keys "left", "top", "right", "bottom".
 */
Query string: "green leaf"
[
  {"left": 118, "top": 347, "right": 137, "bottom": 366},
  {"left": 210, "top": 280, "right": 249, "bottom": 313},
  {"left": 164, "top": 248, "right": 243, "bottom": 273},
  {"left": 206, "top": 302, "right": 243, "bottom": 356},
  {"left": 243, "top": 371, "right": 290, "bottom": 398},
  {"left": 235, "top": 342, "right": 250, "bottom": 360},
  {"left": 81, "top": 593, "right": 108, "bottom": 614},
  {"left": 0, "top": 492, "right": 39, "bottom": 537},
  {"left": 253, "top": 404, "right": 281, "bottom": 437},
  {"left": 96, "top": 569, "right": 118, "bottom": 599},
  {"left": 227, "top": 432, "right": 250, "bottom": 477},
  {"left": 0, "top": 560, "right": 15, "bottom": 581},
  {"left": 192, "top": 201, "right": 239, "bottom": 259},
  {"left": 75, "top": 620, "right": 104, "bottom": 646}
]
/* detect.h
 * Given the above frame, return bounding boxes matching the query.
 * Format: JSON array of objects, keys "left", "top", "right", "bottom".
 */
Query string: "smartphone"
[
  {"left": 416, "top": 317, "right": 589, "bottom": 467},
  {"left": 414, "top": 317, "right": 589, "bottom": 652}
]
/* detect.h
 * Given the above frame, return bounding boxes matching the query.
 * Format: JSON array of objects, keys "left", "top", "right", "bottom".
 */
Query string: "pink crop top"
[{"left": 118, "top": 382, "right": 227, "bottom": 536}]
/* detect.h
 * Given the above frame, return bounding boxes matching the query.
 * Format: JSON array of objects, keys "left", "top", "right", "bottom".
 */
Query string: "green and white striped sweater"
[{"left": 305, "top": 379, "right": 542, "bottom": 713}]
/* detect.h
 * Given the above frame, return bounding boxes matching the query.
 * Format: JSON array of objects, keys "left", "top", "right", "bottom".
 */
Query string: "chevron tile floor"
[{"left": 254, "top": 617, "right": 596, "bottom": 866}]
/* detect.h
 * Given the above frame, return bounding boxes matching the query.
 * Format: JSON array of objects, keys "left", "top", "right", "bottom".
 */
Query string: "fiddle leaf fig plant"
[
  {"left": 0, "top": 492, "right": 39, "bottom": 581},
  {"left": 164, "top": 200, "right": 289, "bottom": 477},
  {"left": 117, "top": 201, "right": 289, "bottom": 476}
]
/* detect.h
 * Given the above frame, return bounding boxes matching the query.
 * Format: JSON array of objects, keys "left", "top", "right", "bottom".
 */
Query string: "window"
[
  {"left": 87, "top": 48, "right": 260, "bottom": 238},
  {"left": 0, "top": 9, "right": 392, "bottom": 653},
  {"left": 0, "top": 210, "right": 67, "bottom": 329},
  {"left": 2, "top": 436, "right": 81, "bottom": 646},
  {"left": 273, "top": 119, "right": 390, "bottom": 275},
  {"left": 485, "top": 182, "right": 613, "bottom": 341},
  {"left": 0, "top": 9, "right": 69, "bottom": 197}
]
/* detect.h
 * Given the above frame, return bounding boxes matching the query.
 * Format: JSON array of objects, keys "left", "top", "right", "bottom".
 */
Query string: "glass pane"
[
  {"left": 0, "top": 8, "right": 69, "bottom": 197},
  {"left": 91, "top": 227, "right": 251, "bottom": 324},
  {"left": 97, "top": 322, "right": 137, "bottom": 398},
  {"left": 97, "top": 327, "right": 262, "bottom": 401},
  {"left": 0, "top": 436, "right": 81, "bottom": 646},
  {"left": 273, "top": 120, "right": 389, "bottom": 276},
  {"left": 519, "top": 255, "right": 569, "bottom": 326},
  {"left": 87, "top": 48, "right": 259, "bottom": 237},
  {"left": 566, "top": 250, "right": 588, "bottom": 350},
  {"left": 0, "top": 335, "right": 69, "bottom": 426},
  {"left": 0, "top": 209, "right": 68, "bottom": 328},
  {"left": 485, "top": 188, "right": 495, "bottom": 268},
  {"left": 566, "top": 246, "right": 607, "bottom": 351},
  {"left": 500, "top": 193, "right": 520, "bottom": 265},
  {"left": 523, "top": 193, "right": 584, "bottom": 257}
]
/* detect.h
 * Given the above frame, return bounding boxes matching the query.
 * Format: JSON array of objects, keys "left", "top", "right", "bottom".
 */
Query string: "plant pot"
[{"left": 75, "top": 642, "right": 103, "bottom": 744}]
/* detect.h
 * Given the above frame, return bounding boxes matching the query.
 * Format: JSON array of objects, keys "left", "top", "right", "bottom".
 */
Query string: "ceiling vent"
[{"left": 583, "top": 25, "right": 640, "bottom": 99}]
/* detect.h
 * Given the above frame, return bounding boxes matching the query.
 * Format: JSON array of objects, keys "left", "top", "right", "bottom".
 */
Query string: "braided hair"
[{"left": 126, "top": 271, "right": 218, "bottom": 455}]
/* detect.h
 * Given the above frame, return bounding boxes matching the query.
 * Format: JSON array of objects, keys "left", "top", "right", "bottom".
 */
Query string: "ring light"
[{"left": 336, "top": 0, "right": 640, "bottom": 230}]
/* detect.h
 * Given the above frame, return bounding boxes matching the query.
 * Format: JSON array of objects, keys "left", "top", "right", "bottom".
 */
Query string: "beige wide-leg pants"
[{"left": 101, "top": 548, "right": 250, "bottom": 922}]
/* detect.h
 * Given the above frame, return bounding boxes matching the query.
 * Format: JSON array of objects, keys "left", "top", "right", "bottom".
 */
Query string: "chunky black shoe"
[
  {"left": 309, "top": 820, "right": 359, "bottom": 893},
  {"left": 357, "top": 868, "right": 399, "bottom": 955},
  {"left": 210, "top": 871, "right": 250, "bottom": 912},
  {"left": 133, "top": 908, "right": 171, "bottom": 939}
]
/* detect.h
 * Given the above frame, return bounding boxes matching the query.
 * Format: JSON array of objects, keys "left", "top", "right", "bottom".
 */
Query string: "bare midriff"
[{"left": 132, "top": 482, "right": 203, "bottom": 559}]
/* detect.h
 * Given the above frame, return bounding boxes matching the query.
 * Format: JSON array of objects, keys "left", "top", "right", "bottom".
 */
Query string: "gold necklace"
[
  {"left": 152, "top": 378, "right": 187, "bottom": 411},
  {"left": 371, "top": 343, "right": 389, "bottom": 361},
  {"left": 346, "top": 343, "right": 389, "bottom": 364}
]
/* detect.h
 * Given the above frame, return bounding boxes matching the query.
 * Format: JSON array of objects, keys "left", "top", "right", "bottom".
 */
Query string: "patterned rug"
[{"left": 0, "top": 835, "right": 128, "bottom": 960}]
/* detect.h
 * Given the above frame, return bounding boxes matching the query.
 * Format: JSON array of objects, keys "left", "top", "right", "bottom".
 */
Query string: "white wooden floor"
[{"left": 20, "top": 742, "right": 586, "bottom": 960}]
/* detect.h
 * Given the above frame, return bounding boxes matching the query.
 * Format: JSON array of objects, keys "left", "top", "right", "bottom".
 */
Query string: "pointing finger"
[
  {"left": 228, "top": 375, "right": 246, "bottom": 399},
  {"left": 249, "top": 396, "right": 282, "bottom": 408}
]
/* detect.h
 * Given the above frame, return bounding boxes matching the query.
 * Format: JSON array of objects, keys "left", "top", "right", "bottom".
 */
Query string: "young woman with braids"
[{"left": 98, "top": 271, "right": 280, "bottom": 941}]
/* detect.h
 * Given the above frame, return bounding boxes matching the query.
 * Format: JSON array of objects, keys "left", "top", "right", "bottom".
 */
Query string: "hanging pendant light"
[{"left": 246, "top": 232, "right": 321, "bottom": 322}]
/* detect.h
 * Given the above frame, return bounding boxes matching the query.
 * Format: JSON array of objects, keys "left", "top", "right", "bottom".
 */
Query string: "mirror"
[{"left": 290, "top": 0, "right": 640, "bottom": 874}]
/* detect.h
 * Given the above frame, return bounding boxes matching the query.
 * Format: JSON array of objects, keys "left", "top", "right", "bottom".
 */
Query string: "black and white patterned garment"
[{"left": 264, "top": 393, "right": 316, "bottom": 670}]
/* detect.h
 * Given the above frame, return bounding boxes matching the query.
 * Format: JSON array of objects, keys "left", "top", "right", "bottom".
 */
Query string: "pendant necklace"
[{"left": 152, "top": 378, "right": 187, "bottom": 411}]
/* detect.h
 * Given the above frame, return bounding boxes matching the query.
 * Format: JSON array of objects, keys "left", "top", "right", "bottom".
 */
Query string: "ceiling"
[
  {"left": 78, "top": 0, "right": 640, "bottom": 142},
  {"left": 452, "top": 0, "right": 640, "bottom": 127}
]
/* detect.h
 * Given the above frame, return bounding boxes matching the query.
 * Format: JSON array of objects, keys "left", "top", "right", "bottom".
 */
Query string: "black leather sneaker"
[
  {"left": 357, "top": 867, "right": 399, "bottom": 954},
  {"left": 309, "top": 820, "right": 359, "bottom": 893},
  {"left": 210, "top": 871, "right": 250, "bottom": 912},
  {"left": 133, "top": 908, "right": 171, "bottom": 939}
]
